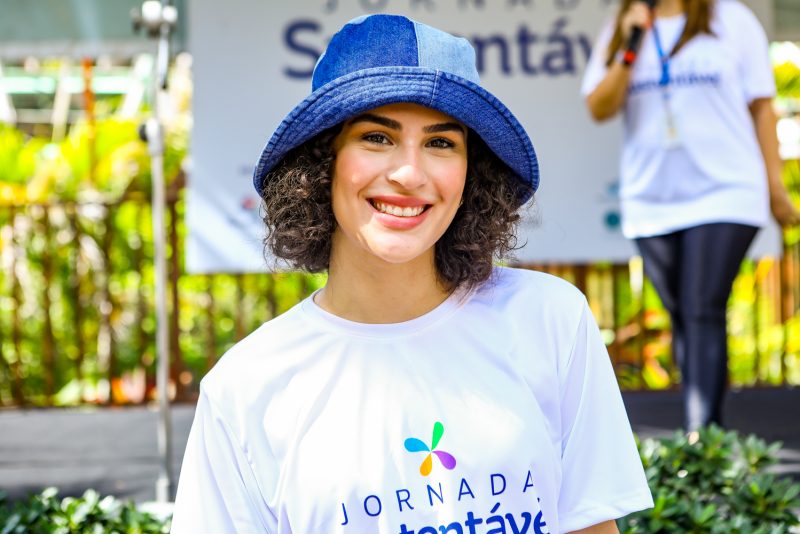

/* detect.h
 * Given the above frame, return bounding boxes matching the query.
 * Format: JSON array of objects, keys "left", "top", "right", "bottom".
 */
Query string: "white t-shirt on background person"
[
  {"left": 171, "top": 267, "right": 653, "bottom": 534},
  {"left": 581, "top": 0, "right": 775, "bottom": 238}
]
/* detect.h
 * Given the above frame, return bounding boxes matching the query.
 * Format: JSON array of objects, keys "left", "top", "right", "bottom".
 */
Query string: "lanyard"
[
  {"left": 652, "top": 23, "right": 671, "bottom": 87},
  {"left": 651, "top": 19, "right": 684, "bottom": 87},
  {"left": 651, "top": 19, "right": 685, "bottom": 146}
]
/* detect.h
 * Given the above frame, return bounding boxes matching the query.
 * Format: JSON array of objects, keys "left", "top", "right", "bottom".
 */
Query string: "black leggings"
[{"left": 635, "top": 223, "right": 758, "bottom": 431}]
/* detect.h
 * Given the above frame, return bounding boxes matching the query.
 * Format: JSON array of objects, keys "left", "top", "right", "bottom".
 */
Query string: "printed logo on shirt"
[
  {"left": 404, "top": 421, "right": 457, "bottom": 476},
  {"left": 628, "top": 57, "right": 722, "bottom": 96},
  {"left": 338, "top": 421, "right": 550, "bottom": 533},
  {"left": 337, "top": 469, "right": 550, "bottom": 533},
  {"left": 628, "top": 70, "right": 721, "bottom": 96}
]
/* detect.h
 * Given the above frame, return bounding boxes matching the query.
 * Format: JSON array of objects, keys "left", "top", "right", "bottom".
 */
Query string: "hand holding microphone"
[{"left": 621, "top": 0, "right": 658, "bottom": 66}]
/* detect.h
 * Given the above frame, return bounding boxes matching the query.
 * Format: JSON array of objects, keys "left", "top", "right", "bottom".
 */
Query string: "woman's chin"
[
  {"left": 363, "top": 241, "right": 434, "bottom": 267},
  {"left": 371, "top": 250, "right": 427, "bottom": 266}
]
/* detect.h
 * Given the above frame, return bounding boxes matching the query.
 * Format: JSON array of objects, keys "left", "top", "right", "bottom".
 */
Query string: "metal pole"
[
  {"left": 134, "top": 0, "right": 178, "bottom": 502},
  {"left": 147, "top": 115, "right": 172, "bottom": 503},
  {"left": 154, "top": 1, "right": 173, "bottom": 503}
]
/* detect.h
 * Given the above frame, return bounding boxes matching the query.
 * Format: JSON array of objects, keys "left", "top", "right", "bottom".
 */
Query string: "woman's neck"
[
  {"left": 317, "top": 242, "right": 452, "bottom": 324},
  {"left": 655, "top": 0, "right": 684, "bottom": 18}
]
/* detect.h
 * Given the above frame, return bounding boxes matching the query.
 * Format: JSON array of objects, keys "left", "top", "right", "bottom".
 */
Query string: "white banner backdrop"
[{"left": 186, "top": 0, "right": 780, "bottom": 273}]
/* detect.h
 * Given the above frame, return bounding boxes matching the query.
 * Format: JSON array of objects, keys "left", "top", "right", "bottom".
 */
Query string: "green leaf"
[
  {"left": 0, "top": 489, "right": 171, "bottom": 532},
  {"left": 621, "top": 427, "right": 800, "bottom": 532}
]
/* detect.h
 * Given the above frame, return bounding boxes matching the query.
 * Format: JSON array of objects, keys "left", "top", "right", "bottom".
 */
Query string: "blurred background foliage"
[
  {"left": 0, "top": 52, "right": 799, "bottom": 406},
  {"left": 0, "top": 110, "right": 327, "bottom": 404}
]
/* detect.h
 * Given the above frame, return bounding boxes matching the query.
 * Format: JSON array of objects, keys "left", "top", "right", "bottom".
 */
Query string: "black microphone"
[{"left": 622, "top": 0, "right": 658, "bottom": 66}]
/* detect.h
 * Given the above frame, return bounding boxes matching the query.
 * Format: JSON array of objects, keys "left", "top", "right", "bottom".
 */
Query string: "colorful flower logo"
[{"left": 404, "top": 421, "right": 457, "bottom": 476}]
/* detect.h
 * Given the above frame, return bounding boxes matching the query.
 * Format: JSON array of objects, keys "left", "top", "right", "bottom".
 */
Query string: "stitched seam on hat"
[
  {"left": 413, "top": 22, "right": 422, "bottom": 68},
  {"left": 429, "top": 71, "right": 440, "bottom": 108}
]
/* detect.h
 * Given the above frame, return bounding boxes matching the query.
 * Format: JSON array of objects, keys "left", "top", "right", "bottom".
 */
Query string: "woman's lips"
[
  {"left": 368, "top": 198, "right": 432, "bottom": 230},
  {"left": 369, "top": 195, "right": 430, "bottom": 208}
]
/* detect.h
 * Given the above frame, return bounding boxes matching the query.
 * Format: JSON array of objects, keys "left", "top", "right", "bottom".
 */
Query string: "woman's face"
[{"left": 330, "top": 103, "right": 468, "bottom": 268}]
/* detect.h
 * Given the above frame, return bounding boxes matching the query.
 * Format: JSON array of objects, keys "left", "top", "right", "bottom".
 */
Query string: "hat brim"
[{"left": 254, "top": 66, "right": 539, "bottom": 205}]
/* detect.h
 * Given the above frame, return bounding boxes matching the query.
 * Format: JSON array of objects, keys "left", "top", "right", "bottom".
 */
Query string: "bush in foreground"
[
  {"left": 619, "top": 425, "right": 800, "bottom": 533},
  {"left": 0, "top": 487, "right": 170, "bottom": 534}
]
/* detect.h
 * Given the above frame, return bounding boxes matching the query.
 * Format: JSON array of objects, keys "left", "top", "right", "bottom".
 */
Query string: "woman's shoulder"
[
  {"left": 486, "top": 265, "right": 586, "bottom": 300},
  {"left": 714, "top": 0, "right": 763, "bottom": 28},
  {"left": 475, "top": 266, "right": 588, "bottom": 320},
  {"left": 477, "top": 268, "right": 595, "bottom": 382},
  {"left": 198, "top": 299, "right": 314, "bottom": 400}
]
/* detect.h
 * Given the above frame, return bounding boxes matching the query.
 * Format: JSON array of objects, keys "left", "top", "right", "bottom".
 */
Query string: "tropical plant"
[
  {"left": 618, "top": 426, "right": 800, "bottom": 533},
  {"left": 0, "top": 488, "right": 170, "bottom": 533}
]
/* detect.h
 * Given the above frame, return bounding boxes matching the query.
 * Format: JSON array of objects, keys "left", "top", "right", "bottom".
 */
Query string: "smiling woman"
[
  {"left": 171, "top": 13, "right": 653, "bottom": 534},
  {"left": 329, "top": 105, "right": 468, "bottom": 267},
  {"left": 260, "top": 108, "right": 523, "bottom": 302}
]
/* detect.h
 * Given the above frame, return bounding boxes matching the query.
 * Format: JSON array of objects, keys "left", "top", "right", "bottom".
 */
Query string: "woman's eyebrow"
[
  {"left": 424, "top": 122, "right": 466, "bottom": 135},
  {"left": 347, "top": 115, "right": 465, "bottom": 137},
  {"left": 348, "top": 113, "right": 401, "bottom": 130}
]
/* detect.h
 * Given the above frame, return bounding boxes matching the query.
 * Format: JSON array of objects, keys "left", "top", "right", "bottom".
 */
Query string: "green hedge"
[
  {"left": 620, "top": 426, "right": 800, "bottom": 533},
  {"left": 0, "top": 488, "right": 169, "bottom": 534}
]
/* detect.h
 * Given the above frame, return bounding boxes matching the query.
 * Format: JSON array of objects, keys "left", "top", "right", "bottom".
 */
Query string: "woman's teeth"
[{"left": 373, "top": 201, "right": 426, "bottom": 217}]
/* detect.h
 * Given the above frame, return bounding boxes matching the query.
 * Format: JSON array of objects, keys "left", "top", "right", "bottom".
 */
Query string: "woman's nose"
[{"left": 387, "top": 147, "right": 427, "bottom": 190}]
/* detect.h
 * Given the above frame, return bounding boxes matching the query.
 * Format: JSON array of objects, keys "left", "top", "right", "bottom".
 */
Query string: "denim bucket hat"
[{"left": 253, "top": 14, "right": 539, "bottom": 205}]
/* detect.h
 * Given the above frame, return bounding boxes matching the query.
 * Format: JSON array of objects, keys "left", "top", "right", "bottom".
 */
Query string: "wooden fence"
[{"left": 0, "top": 191, "right": 798, "bottom": 406}]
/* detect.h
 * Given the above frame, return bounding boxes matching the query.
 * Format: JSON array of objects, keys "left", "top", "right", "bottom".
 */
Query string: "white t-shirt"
[
  {"left": 581, "top": 0, "right": 775, "bottom": 238},
  {"left": 172, "top": 267, "right": 653, "bottom": 533}
]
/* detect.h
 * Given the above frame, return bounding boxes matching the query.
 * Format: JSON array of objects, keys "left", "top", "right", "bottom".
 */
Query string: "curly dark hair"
[{"left": 260, "top": 126, "right": 531, "bottom": 292}]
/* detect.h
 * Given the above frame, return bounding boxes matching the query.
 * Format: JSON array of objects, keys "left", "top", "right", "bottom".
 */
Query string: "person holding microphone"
[{"left": 582, "top": 0, "right": 800, "bottom": 432}]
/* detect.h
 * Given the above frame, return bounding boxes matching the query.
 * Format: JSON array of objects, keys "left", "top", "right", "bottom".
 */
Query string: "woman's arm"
[
  {"left": 568, "top": 519, "right": 620, "bottom": 533},
  {"left": 585, "top": 1, "right": 652, "bottom": 122},
  {"left": 586, "top": 62, "right": 634, "bottom": 122},
  {"left": 749, "top": 97, "right": 800, "bottom": 226}
]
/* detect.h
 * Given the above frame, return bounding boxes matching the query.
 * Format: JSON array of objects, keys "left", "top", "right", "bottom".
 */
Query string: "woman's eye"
[
  {"left": 363, "top": 133, "right": 390, "bottom": 145},
  {"left": 428, "top": 137, "right": 455, "bottom": 149}
]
